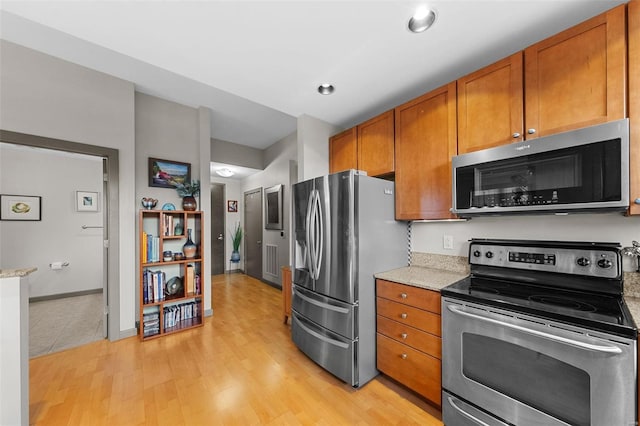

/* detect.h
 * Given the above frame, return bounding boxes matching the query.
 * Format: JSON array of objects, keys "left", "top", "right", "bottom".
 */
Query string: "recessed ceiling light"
[
  {"left": 408, "top": 6, "right": 437, "bottom": 33},
  {"left": 216, "top": 168, "right": 234, "bottom": 177},
  {"left": 317, "top": 83, "right": 335, "bottom": 95}
]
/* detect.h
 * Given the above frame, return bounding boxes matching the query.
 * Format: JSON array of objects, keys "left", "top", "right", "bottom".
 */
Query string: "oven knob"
[
  {"left": 576, "top": 257, "right": 591, "bottom": 267},
  {"left": 485, "top": 251, "right": 494, "bottom": 259},
  {"left": 473, "top": 250, "right": 481, "bottom": 258},
  {"left": 597, "top": 259, "right": 613, "bottom": 269}
]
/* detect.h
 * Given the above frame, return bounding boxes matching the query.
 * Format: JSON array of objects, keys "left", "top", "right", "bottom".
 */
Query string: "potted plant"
[
  {"left": 230, "top": 222, "right": 242, "bottom": 263},
  {"left": 175, "top": 180, "right": 200, "bottom": 211}
]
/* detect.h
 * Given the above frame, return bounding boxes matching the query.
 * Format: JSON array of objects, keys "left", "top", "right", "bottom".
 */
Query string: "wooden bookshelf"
[{"left": 138, "top": 209, "right": 204, "bottom": 340}]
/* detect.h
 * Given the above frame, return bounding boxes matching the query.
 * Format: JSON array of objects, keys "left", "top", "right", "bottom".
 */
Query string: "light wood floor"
[{"left": 29, "top": 273, "right": 443, "bottom": 425}]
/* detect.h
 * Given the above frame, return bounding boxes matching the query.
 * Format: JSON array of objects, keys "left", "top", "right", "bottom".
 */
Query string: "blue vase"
[{"left": 230, "top": 250, "right": 240, "bottom": 263}]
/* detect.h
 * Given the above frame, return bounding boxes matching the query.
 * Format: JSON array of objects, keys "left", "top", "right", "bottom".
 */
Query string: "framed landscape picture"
[
  {"left": 0, "top": 194, "right": 42, "bottom": 221},
  {"left": 149, "top": 158, "right": 191, "bottom": 189}
]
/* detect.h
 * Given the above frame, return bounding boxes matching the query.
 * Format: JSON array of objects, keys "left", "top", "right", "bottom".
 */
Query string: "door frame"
[{"left": 0, "top": 129, "right": 120, "bottom": 341}]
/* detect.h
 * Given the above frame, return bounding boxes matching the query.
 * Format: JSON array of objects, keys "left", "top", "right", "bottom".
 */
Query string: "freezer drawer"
[
  {"left": 291, "top": 311, "right": 356, "bottom": 386},
  {"left": 292, "top": 284, "right": 355, "bottom": 339},
  {"left": 442, "top": 391, "right": 509, "bottom": 426}
]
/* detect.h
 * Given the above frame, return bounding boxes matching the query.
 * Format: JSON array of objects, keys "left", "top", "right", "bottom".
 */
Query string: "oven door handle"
[
  {"left": 447, "top": 396, "right": 492, "bottom": 426},
  {"left": 447, "top": 305, "right": 623, "bottom": 354}
]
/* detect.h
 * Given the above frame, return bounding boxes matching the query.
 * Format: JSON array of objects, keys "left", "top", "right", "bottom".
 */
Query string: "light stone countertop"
[
  {"left": 375, "top": 266, "right": 468, "bottom": 292},
  {"left": 0, "top": 268, "right": 37, "bottom": 279}
]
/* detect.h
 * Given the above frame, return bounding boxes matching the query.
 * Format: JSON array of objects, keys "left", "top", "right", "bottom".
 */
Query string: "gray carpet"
[{"left": 29, "top": 293, "right": 104, "bottom": 358}]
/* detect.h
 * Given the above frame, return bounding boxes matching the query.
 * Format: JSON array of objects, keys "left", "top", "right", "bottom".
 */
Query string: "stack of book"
[
  {"left": 162, "top": 215, "right": 174, "bottom": 237},
  {"left": 141, "top": 232, "right": 160, "bottom": 263},
  {"left": 142, "top": 311, "right": 160, "bottom": 337},
  {"left": 163, "top": 301, "right": 199, "bottom": 329},
  {"left": 142, "top": 269, "right": 166, "bottom": 303}
]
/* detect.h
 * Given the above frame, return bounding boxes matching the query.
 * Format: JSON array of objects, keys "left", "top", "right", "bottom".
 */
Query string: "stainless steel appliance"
[
  {"left": 291, "top": 170, "right": 405, "bottom": 387},
  {"left": 441, "top": 239, "right": 637, "bottom": 426},
  {"left": 451, "top": 119, "right": 629, "bottom": 217}
]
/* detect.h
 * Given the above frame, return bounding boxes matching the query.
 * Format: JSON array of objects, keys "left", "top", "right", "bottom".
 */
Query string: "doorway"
[
  {"left": 211, "top": 183, "right": 225, "bottom": 275},
  {"left": 244, "top": 188, "right": 263, "bottom": 280},
  {"left": 0, "top": 129, "right": 120, "bottom": 343}
]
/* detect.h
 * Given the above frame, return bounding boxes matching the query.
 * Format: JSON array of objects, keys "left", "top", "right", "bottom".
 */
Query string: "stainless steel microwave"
[{"left": 451, "top": 119, "right": 629, "bottom": 217}]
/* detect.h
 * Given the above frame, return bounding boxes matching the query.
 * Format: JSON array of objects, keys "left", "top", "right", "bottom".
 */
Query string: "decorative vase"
[
  {"left": 183, "top": 229, "right": 197, "bottom": 258},
  {"left": 230, "top": 250, "right": 240, "bottom": 263},
  {"left": 182, "top": 196, "right": 197, "bottom": 211}
]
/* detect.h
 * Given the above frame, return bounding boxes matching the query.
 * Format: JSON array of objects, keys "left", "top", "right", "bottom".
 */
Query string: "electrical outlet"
[{"left": 443, "top": 235, "right": 454, "bottom": 250}]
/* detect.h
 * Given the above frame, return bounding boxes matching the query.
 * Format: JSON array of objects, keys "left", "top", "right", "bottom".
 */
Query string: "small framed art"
[
  {"left": 0, "top": 194, "right": 42, "bottom": 221},
  {"left": 76, "top": 191, "right": 99, "bottom": 212},
  {"left": 227, "top": 200, "right": 238, "bottom": 213}
]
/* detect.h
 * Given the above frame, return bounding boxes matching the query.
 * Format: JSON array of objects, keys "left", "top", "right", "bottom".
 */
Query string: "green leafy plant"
[
  {"left": 175, "top": 180, "right": 200, "bottom": 197},
  {"left": 230, "top": 223, "right": 243, "bottom": 251}
]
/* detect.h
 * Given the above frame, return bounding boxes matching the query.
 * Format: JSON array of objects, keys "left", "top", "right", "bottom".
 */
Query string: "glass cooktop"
[{"left": 442, "top": 276, "right": 637, "bottom": 339}]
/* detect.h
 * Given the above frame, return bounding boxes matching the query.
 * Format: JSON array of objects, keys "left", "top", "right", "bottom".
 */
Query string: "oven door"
[{"left": 442, "top": 298, "right": 637, "bottom": 426}]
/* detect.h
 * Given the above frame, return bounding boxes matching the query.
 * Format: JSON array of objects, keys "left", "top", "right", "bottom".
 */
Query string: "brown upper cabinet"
[
  {"left": 395, "top": 82, "right": 457, "bottom": 220},
  {"left": 525, "top": 4, "right": 626, "bottom": 139},
  {"left": 458, "top": 4, "right": 626, "bottom": 154},
  {"left": 629, "top": 0, "right": 640, "bottom": 215},
  {"left": 357, "top": 110, "right": 395, "bottom": 177},
  {"left": 329, "top": 110, "right": 395, "bottom": 177},
  {"left": 457, "top": 52, "right": 524, "bottom": 154},
  {"left": 329, "top": 127, "right": 357, "bottom": 174}
]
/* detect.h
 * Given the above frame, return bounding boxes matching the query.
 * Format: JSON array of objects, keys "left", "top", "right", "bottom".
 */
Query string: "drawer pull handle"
[
  {"left": 401, "top": 313, "right": 407, "bottom": 319},
  {"left": 401, "top": 353, "right": 408, "bottom": 360},
  {"left": 400, "top": 293, "right": 407, "bottom": 299},
  {"left": 401, "top": 333, "right": 408, "bottom": 339}
]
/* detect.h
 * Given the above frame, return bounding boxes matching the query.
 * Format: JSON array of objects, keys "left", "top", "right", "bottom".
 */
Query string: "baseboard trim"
[
  {"left": 29, "top": 288, "right": 103, "bottom": 303},
  {"left": 117, "top": 328, "right": 138, "bottom": 341},
  {"left": 204, "top": 308, "right": 213, "bottom": 317}
]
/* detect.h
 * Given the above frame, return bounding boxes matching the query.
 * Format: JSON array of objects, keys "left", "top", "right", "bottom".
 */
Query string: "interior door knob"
[
  {"left": 217, "top": 234, "right": 223, "bottom": 240},
  {"left": 257, "top": 240, "right": 262, "bottom": 245}
]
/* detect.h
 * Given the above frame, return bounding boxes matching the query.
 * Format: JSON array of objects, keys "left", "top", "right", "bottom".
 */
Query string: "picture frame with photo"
[
  {"left": 227, "top": 200, "right": 238, "bottom": 213},
  {"left": 148, "top": 157, "right": 191, "bottom": 189},
  {"left": 76, "top": 191, "right": 99, "bottom": 212},
  {"left": 0, "top": 194, "right": 42, "bottom": 221}
]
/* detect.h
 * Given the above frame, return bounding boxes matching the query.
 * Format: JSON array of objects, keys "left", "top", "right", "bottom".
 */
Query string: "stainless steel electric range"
[{"left": 441, "top": 239, "right": 637, "bottom": 426}]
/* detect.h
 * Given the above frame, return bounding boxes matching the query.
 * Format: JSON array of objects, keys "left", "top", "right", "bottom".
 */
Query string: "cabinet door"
[
  {"left": 524, "top": 4, "right": 626, "bottom": 139},
  {"left": 395, "top": 82, "right": 457, "bottom": 220},
  {"left": 457, "top": 52, "right": 524, "bottom": 154},
  {"left": 357, "top": 110, "right": 394, "bottom": 176},
  {"left": 629, "top": 0, "right": 640, "bottom": 215},
  {"left": 329, "top": 127, "right": 357, "bottom": 174}
]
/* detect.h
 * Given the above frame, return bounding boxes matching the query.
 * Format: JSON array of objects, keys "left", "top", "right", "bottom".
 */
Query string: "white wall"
[
  {"left": 0, "top": 40, "right": 136, "bottom": 336},
  {"left": 412, "top": 213, "right": 640, "bottom": 271},
  {"left": 0, "top": 144, "right": 103, "bottom": 297},
  {"left": 242, "top": 132, "right": 297, "bottom": 284},
  {"left": 134, "top": 92, "right": 212, "bottom": 314},
  {"left": 297, "top": 114, "right": 341, "bottom": 180}
]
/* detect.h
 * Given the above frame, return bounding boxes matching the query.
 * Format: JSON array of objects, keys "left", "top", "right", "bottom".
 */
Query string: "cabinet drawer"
[
  {"left": 377, "top": 297, "right": 441, "bottom": 337},
  {"left": 377, "top": 333, "right": 441, "bottom": 406},
  {"left": 377, "top": 315, "right": 441, "bottom": 359},
  {"left": 377, "top": 279, "right": 441, "bottom": 314}
]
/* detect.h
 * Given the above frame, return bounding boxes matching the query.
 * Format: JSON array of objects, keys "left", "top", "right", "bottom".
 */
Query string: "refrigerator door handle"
[
  {"left": 294, "top": 313, "right": 350, "bottom": 349},
  {"left": 293, "top": 286, "right": 350, "bottom": 314},
  {"left": 315, "top": 189, "right": 324, "bottom": 280},
  {"left": 305, "top": 191, "right": 315, "bottom": 278}
]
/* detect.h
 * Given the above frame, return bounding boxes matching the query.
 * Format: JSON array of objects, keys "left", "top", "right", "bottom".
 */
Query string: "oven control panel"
[{"left": 469, "top": 241, "right": 621, "bottom": 279}]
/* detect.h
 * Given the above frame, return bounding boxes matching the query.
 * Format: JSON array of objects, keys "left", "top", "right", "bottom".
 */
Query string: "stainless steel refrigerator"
[{"left": 291, "top": 169, "right": 406, "bottom": 387}]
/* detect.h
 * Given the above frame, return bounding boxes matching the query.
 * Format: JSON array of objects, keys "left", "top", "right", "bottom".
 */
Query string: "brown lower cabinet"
[{"left": 376, "top": 279, "right": 442, "bottom": 407}]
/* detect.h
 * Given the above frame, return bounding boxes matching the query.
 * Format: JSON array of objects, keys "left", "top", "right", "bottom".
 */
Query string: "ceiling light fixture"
[
  {"left": 317, "top": 83, "right": 335, "bottom": 95},
  {"left": 408, "top": 6, "right": 437, "bottom": 33},
  {"left": 216, "top": 168, "right": 234, "bottom": 177}
]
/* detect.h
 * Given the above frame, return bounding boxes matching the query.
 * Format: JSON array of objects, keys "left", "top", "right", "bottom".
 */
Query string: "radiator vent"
[{"left": 266, "top": 244, "right": 278, "bottom": 277}]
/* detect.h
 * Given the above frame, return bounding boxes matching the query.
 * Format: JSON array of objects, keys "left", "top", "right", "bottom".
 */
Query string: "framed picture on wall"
[
  {"left": 148, "top": 157, "right": 191, "bottom": 189},
  {"left": 227, "top": 200, "right": 238, "bottom": 213},
  {"left": 0, "top": 194, "right": 42, "bottom": 221},
  {"left": 264, "top": 184, "right": 283, "bottom": 230},
  {"left": 76, "top": 191, "right": 99, "bottom": 212}
]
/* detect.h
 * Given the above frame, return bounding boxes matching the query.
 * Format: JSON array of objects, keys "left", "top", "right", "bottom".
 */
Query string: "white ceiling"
[{"left": 0, "top": 0, "right": 626, "bottom": 151}]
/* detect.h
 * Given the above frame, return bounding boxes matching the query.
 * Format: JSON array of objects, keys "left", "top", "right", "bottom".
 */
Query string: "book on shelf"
[
  {"left": 163, "top": 215, "right": 174, "bottom": 237},
  {"left": 143, "top": 269, "right": 166, "bottom": 303},
  {"left": 186, "top": 264, "right": 195, "bottom": 294}
]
